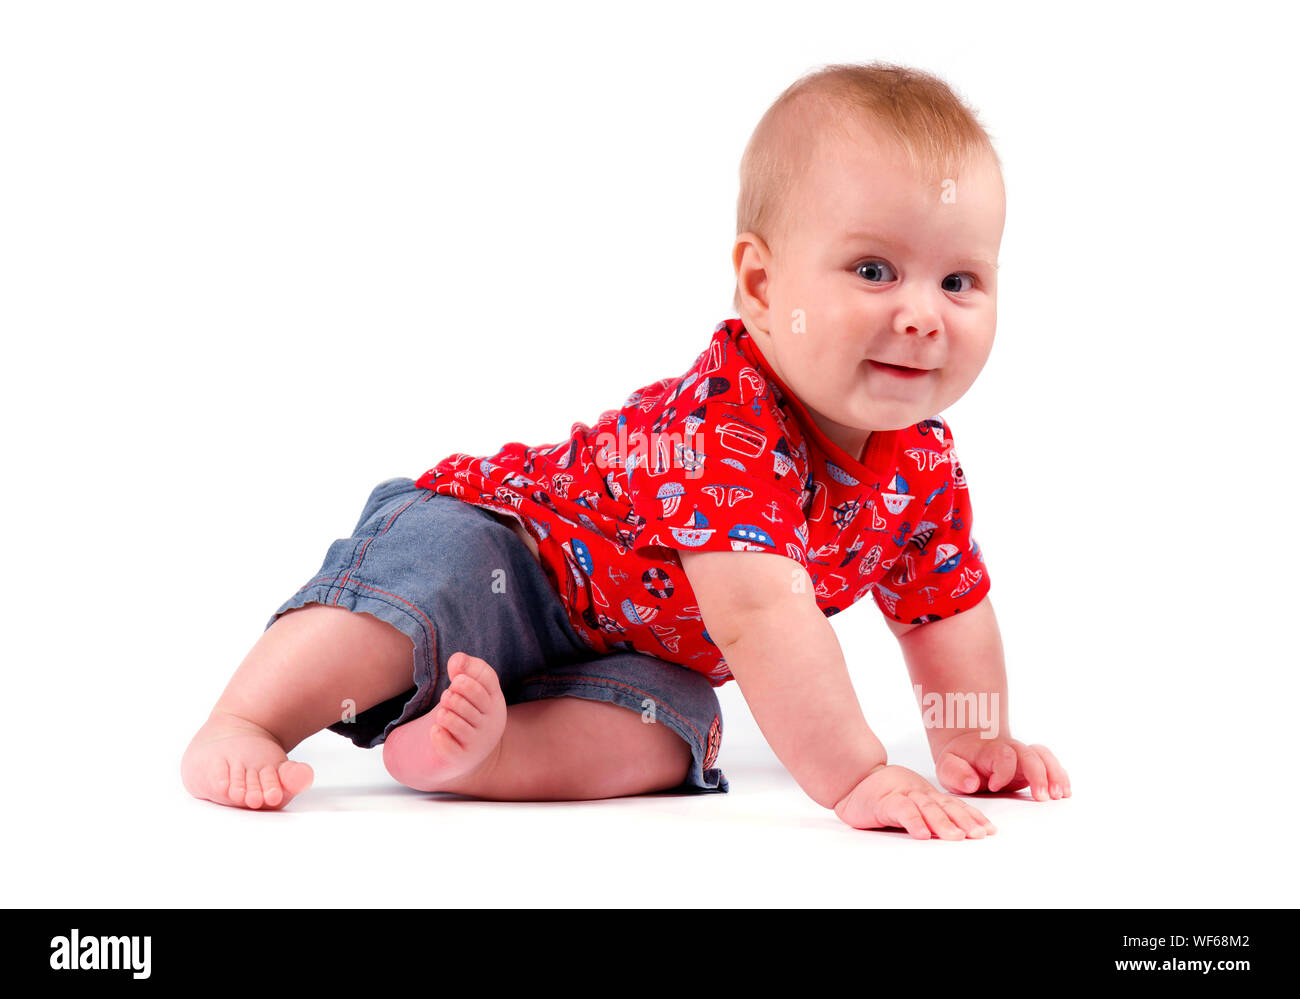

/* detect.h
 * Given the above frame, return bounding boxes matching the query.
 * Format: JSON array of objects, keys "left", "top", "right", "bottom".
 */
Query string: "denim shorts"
[{"left": 264, "top": 476, "right": 728, "bottom": 793}]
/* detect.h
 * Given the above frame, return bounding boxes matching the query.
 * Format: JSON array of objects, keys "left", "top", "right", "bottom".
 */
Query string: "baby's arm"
[
  {"left": 679, "top": 550, "right": 995, "bottom": 838},
  {"left": 886, "top": 597, "right": 1070, "bottom": 800}
]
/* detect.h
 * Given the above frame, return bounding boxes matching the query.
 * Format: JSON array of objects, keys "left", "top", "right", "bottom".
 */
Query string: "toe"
[
  {"left": 209, "top": 759, "right": 232, "bottom": 801},
  {"left": 441, "top": 689, "right": 484, "bottom": 721},
  {"left": 430, "top": 719, "right": 464, "bottom": 752},
  {"left": 458, "top": 654, "right": 503, "bottom": 695},
  {"left": 448, "top": 673, "right": 492, "bottom": 714},
  {"left": 278, "top": 760, "right": 314, "bottom": 796},
  {"left": 227, "top": 762, "right": 247, "bottom": 806},
  {"left": 244, "top": 766, "right": 264, "bottom": 809},
  {"left": 434, "top": 704, "right": 476, "bottom": 744},
  {"left": 259, "top": 764, "right": 284, "bottom": 807}
]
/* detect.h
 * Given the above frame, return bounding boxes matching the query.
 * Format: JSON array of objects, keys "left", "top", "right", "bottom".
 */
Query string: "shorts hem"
[{"left": 264, "top": 577, "right": 441, "bottom": 750}]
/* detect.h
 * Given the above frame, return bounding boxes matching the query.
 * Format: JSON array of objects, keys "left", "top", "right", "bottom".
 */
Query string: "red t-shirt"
[{"left": 414, "top": 317, "right": 991, "bottom": 687}]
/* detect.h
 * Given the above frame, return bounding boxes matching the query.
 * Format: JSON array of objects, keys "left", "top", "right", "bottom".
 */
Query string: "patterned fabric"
[{"left": 414, "top": 318, "right": 990, "bottom": 687}]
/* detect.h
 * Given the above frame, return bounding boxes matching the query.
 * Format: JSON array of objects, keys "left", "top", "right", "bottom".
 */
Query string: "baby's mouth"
[{"left": 867, "top": 359, "right": 932, "bottom": 378}]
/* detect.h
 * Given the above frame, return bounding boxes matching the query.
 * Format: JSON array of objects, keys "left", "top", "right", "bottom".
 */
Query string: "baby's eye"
[
  {"left": 943, "top": 273, "right": 977, "bottom": 293},
  {"left": 855, "top": 260, "right": 896, "bottom": 283}
]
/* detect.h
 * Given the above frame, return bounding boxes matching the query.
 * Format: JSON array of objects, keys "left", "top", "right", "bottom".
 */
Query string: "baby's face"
[{"left": 739, "top": 127, "right": 1005, "bottom": 460}]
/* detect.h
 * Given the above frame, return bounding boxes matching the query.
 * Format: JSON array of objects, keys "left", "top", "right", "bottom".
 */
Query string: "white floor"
[{"left": 9, "top": 666, "right": 1291, "bottom": 908}]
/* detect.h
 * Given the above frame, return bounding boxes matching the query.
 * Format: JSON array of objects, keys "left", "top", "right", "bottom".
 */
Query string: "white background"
[{"left": 3, "top": 0, "right": 1296, "bottom": 908}]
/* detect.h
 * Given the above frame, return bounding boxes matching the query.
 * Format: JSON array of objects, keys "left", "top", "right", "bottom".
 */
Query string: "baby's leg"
[
  {"left": 383, "top": 653, "right": 693, "bottom": 801},
  {"left": 181, "top": 603, "right": 418, "bottom": 809}
]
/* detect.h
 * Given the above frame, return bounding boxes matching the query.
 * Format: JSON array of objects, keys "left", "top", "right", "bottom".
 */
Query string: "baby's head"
[{"left": 732, "top": 62, "right": 1006, "bottom": 459}]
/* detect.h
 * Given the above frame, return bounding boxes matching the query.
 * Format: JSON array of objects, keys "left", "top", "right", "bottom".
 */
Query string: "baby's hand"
[
  {"left": 833, "top": 764, "right": 997, "bottom": 840},
  {"left": 934, "top": 733, "right": 1070, "bottom": 801}
]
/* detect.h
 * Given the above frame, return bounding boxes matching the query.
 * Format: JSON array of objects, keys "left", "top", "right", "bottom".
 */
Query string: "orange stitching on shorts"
[
  {"left": 521, "top": 673, "right": 703, "bottom": 746},
  {"left": 335, "top": 499, "right": 415, "bottom": 596},
  {"left": 288, "top": 572, "right": 439, "bottom": 687}
]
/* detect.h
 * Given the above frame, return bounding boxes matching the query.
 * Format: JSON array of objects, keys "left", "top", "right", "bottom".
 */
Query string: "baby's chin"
[
  {"left": 797, "top": 375, "right": 941, "bottom": 439},
  {"left": 840, "top": 393, "right": 936, "bottom": 434},
  {"left": 804, "top": 399, "right": 923, "bottom": 454}
]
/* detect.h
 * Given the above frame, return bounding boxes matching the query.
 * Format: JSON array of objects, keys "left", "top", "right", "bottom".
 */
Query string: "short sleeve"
[
  {"left": 873, "top": 420, "right": 991, "bottom": 624},
  {"left": 624, "top": 399, "right": 809, "bottom": 567}
]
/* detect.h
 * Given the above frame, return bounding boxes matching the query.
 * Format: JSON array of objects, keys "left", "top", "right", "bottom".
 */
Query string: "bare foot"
[
  {"left": 182, "top": 711, "right": 314, "bottom": 810},
  {"left": 382, "top": 652, "right": 507, "bottom": 792}
]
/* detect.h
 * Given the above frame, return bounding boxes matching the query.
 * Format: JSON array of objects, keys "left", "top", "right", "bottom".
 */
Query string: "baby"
[{"left": 182, "top": 61, "right": 1069, "bottom": 839}]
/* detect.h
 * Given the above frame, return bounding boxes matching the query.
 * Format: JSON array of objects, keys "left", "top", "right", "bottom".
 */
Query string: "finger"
[
  {"left": 985, "top": 743, "right": 1019, "bottom": 793},
  {"left": 939, "top": 798, "right": 992, "bottom": 838},
  {"left": 1018, "top": 745, "right": 1052, "bottom": 801},
  {"left": 911, "top": 794, "right": 965, "bottom": 840},
  {"left": 953, "top": 798, "right": 998, "bottom": 834},
  {"left": 1032, "top": 744, "right": 1071, "bottom": 798},
  {"left": 883, "top": 794, "right": 931, "bottom": 840},
  {"left": 936, "top": 752, "right": 982, "bottom": 794}
]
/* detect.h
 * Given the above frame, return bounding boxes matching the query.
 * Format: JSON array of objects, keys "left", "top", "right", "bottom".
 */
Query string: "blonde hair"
[{"left": 733, "top": 61, "right": 1001, "bottom": 314}]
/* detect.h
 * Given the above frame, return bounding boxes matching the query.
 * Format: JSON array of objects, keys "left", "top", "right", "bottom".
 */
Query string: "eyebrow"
[{"left": 841, "top": 229, "right": 999, "bottom": 271}]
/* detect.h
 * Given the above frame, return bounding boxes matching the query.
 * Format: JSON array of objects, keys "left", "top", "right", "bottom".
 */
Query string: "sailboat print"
[{"left": 669, "top": 505, "right": 716, "bottom": 548}]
